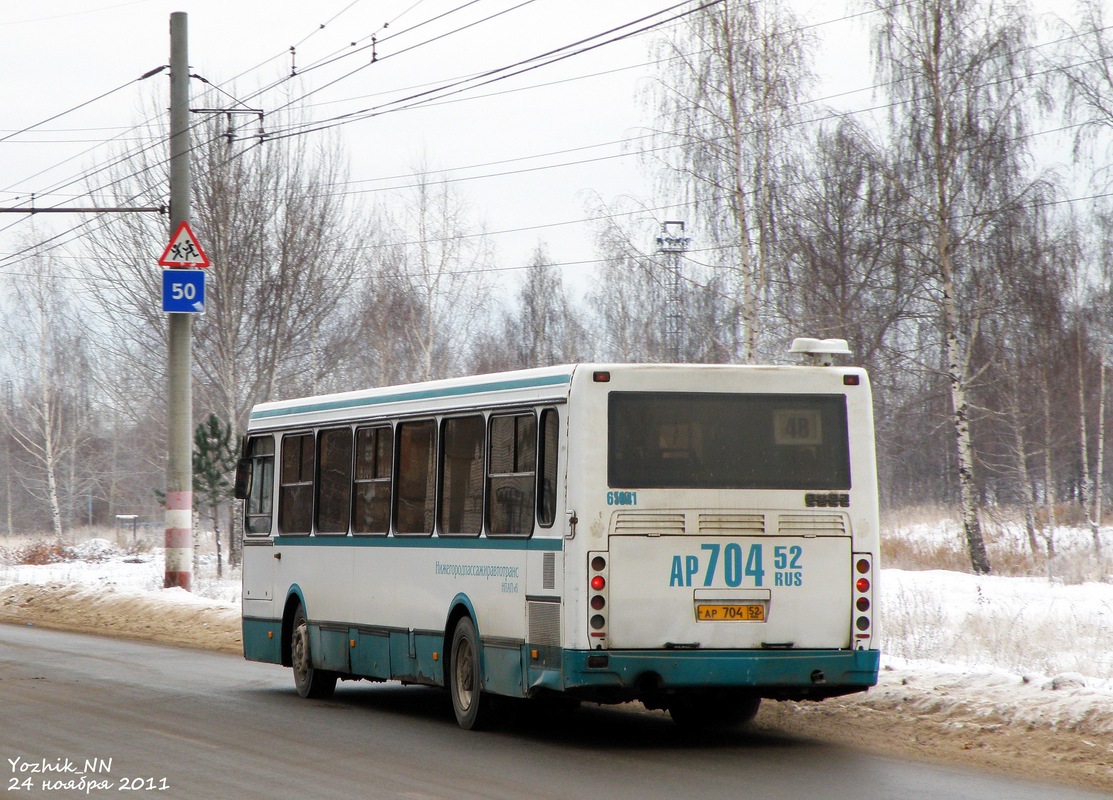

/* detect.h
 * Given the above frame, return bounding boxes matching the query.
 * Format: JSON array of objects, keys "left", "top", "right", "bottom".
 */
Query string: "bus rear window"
[{"left": 608, "top": 392, "right": 851, "bottom": 490}]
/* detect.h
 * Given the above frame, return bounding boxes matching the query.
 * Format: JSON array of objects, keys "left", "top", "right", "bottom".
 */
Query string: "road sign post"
[{"left": 165, "top": 12, "right": 194, "bottom": 592}]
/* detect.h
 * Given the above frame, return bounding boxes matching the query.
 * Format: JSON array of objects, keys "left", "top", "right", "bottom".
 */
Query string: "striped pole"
[
  {"left": 164, "top": 491, "right": 192, "bottom": 590},
  {"left": 165, "top": 12, "right": 193, "bottom": 590}
]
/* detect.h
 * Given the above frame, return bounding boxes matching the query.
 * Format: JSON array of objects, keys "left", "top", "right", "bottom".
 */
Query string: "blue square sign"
[{"left": 162, "top": 269, "right": 206, "bottom": 313}]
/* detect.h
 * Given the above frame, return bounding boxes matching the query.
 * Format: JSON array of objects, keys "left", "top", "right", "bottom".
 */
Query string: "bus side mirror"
[{"left": 233, "top": 457, "right": 251, "bottom": 500}]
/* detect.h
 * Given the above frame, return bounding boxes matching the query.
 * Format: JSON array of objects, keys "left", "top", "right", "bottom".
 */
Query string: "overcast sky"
[{"left": 0, "top": 0, "right": 876, "bottom": 295}]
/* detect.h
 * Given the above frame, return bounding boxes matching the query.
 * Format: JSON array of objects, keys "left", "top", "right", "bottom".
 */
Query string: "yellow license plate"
[{"left": 696, "top": 603, "right": 765, "bottom": 621}]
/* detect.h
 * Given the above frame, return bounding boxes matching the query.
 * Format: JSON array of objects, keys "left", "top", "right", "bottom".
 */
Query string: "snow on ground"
[{"left": 1, "top": 526, "right": 1112, "bottom": 739}]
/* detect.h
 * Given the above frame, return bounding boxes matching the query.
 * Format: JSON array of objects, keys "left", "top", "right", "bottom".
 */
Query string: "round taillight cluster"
[
  {"left": 588, "top": 553, "right": 608, "bottom": 643},
  {"left": 853, "top": 555, "right": 873, "bottom": 644}
]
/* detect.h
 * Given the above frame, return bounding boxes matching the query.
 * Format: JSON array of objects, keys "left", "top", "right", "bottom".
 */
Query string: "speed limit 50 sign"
[{"left": 162, "top": 269, "right": 206, "bottom": 313}]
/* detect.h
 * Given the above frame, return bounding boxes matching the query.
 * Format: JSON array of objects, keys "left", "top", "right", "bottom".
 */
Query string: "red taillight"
[
  {"left": 593, "top": 371, "right": 610, "bottom": 382},
  {"left": 852, "top": 553, "right": 873, "bottom": 648},
  {"left": 588, "top": 551, "right": 609, "bottom": 642}
]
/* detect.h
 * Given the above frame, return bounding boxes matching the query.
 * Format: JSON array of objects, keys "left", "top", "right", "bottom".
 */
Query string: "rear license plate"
[{"left": 696, "top": 603, "right": 765, "bottom": 621}]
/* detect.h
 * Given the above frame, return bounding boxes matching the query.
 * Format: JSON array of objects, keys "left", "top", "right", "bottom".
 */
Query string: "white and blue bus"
[{"left": 235, "top": 339, "right": 880, "bottom": 729}]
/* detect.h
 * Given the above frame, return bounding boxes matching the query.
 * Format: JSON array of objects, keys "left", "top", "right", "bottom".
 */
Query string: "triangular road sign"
[{"left": 158, "top": 221, "right": 210, "bottom": 268}]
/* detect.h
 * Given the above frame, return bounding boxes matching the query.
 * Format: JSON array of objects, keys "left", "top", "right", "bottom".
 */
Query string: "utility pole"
[{"left": 165, "top": 12, "right": 193, "bottom": 590}]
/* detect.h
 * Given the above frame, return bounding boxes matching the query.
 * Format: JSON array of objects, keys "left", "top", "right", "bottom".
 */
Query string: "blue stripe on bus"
[
  {"left": 271, "top": 535, "right": 563, "bottom": 551},
  {"left": 250, "top": 372, "right": 573, "bottom": 421}
]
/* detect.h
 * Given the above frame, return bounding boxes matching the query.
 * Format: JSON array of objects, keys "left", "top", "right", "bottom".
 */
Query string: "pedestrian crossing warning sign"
[{"left": 158, "top": 221, "right": 210, "bottom": 268}]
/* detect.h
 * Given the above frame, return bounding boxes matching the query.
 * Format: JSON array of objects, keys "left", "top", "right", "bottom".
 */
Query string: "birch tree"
[
  {"left": 0, "top": 247, "right": 90, "bottom": 536},
  {"left": 647, "top": 0, "right": 814, "bottom": 362},
  {"left": 587, "top": 225, "right": 667, "bottom": 362},
  {"left": 475, "top": 244, "right": 587, "bottom": 372},
  {"left": 870, "top": 0, "right": 1040, "bottom": 573},
  {"left": 1056, "top": 4, "right": 1113, "bottom": 553},
  {"left": 370, "top": 163, "right": 493, "bottom": 382}
]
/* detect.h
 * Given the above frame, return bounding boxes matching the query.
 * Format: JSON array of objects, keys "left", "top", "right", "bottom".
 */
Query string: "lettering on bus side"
[
  {"left": 606, "top": 491, "right": 637, "bottom": 506},
  {"left": 668, "top": 543, "right": 804, "bottom": 588}
]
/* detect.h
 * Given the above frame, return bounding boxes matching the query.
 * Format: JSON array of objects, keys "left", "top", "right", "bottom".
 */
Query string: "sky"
[{"left": 0, "top": 0, "right": 878, "bottom": 300}]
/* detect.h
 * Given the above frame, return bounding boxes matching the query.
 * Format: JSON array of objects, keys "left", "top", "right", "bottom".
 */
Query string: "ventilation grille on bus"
[
  {"left": 777, "top": 513, "right": 848, "bottom": 536},
  {"left": 613, "top": 512, "right": 686, "bottom": 534},
  {"left": 699, "top": 513, "right": 766, "bottom": 535},
  {"left": 527, "top": 600, "right": 561, "bottom": 647},
  {"left": 542, "top": 552, "right": 556, "bottom": 590}
]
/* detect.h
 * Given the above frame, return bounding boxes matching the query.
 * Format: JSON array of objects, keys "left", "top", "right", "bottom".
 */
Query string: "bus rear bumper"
[{"left": 556, "top": 647, "right": 880, "bottom": 702}]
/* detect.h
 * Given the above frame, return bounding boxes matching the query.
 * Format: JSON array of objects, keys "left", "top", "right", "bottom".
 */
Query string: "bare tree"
[
  {"left": 646, "top": 0, "right": 814, "bottom": 362},
  {"left": 777, "top": 119, "right": 922, "bottom": 368},
  {"left": 346, "top": 250, "right": 431, "bottom": 388},
  {"left": 1057, "top": 0, "right": 1113, "bottom": 147},
  {"left": 1055, "top": 4, "right": 1113, "bottom": 554},
  {"left": 86, "top": 101, "right": 362, "bottom": 435},
  {"left": 367, "top": 161, "right": 494, "bottom": 382},
  {"left": 0, "top": 246, "right": 91, "bottom": 536},
  {"left": 870, "top": 0, "right": 1040, "bottom": 573},
  {"left": 587, "top": 224, "right": 667, "bottom": 362},
  {"left": 475, "top": 244, "right": 588, "bottom": 372}
]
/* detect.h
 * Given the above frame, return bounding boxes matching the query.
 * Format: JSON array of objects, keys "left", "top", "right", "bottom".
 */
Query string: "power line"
[
  {"left": 2, "top": 1, "right": 1111, "bottom": 274},
  {"left": 261, "top": 0, "right": 716, "bottom": 142},
  {"left": 0, "top": 0, "right": 693, "bottom": 259}
]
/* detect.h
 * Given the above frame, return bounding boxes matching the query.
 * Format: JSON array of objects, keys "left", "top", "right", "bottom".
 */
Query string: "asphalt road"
[{"left": 0, "top": 624, "right": 1105, "bottom": 800}]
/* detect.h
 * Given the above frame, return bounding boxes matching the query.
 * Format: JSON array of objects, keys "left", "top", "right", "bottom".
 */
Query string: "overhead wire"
[
  {"left": 260, "top": 0, "right": 714, "bottom": 142},
  {"left": 260, "top": 0, "right": 546, "bottom": 135},
  {"left": 0, "top": 0, "right": 874, "bottom": 213},
  {"left": 0, "top": 0, "right": 459, "bottom": 258},
  {"left": 0, "top": 0, "right": 700, "bottom": 270},
  {"left": 2, "top": 1, "right": 1111, "bottom": 276}
]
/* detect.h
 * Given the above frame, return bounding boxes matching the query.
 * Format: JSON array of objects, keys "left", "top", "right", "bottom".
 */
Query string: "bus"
[{"left": 235, "top": 339, "right": 880, "bottom": 730}]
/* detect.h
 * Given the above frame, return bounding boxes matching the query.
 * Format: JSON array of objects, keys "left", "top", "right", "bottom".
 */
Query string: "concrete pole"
[{"left": 165, "top": 11, "right": 193, "bottom": 590}]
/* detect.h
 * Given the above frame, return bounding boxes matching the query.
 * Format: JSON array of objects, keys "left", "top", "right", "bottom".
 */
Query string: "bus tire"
[
  {"left": 291, "top": 604, "right": 337, "bottom": 699},
  {"left": 668, "top": 690, "right": 760, "bottom": 730},
  {"left": 449, "top": 616, "right": 495, "bottom": 730}
]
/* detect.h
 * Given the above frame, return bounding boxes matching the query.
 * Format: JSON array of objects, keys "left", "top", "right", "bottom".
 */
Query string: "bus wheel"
[
  {"left": 291, "top": 605, "right": 337, "bottom": 699},
  {"left": 449, "top": 617, "right": 495, "bottom": 730},
  {"left": 668, "top": 690, "right": 760, "bottom": 730}
]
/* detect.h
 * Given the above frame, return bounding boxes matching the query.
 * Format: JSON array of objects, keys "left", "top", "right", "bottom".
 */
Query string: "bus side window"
[
  {"left": 244, "top": 436, "right": 275, "bottom": 535},
  {"left": 440, "top": 416, "right": 485, "bottom": 535},
  {"left": 316, "top": 427, "right": 353, "bottom": 534},
  {"left": 395, "top": 420, "right": 436, "bottom": 534},
  {"left": 488, "top": 413, "right": 536, "bottom": 536},
  {"left": 537, "top": 409, "right": 558, "bottom": 528},
  {"left": 279, "top": 432, "right": 314, "bottom": 534},
  {"left": 353, "top": 425, "right": 393, "bottom": 534}
]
